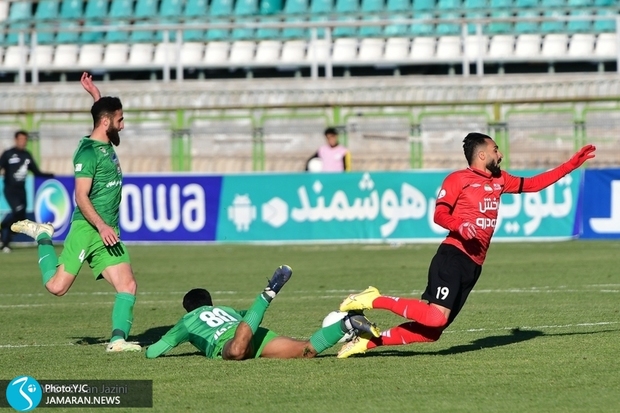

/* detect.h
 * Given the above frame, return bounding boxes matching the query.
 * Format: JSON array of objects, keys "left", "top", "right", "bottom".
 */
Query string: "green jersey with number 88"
[
  {"left": 72, "top": 137, "right": 123, "bottom": 227},
  {"left": 152, "top": 305, "right": 244, "bottom": 358}
]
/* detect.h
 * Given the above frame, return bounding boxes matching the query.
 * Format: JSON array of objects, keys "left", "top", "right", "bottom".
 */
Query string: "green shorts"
[
  {"left": 212, "top": 326, "right": 278, "bottom": 360},
  {"left": 58, "top": 220, "right": 131, "bottom": 279}
]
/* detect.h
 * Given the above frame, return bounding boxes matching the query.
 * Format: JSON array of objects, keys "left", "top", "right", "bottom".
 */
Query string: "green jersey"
[
  {"left": 71, "top": 136, "right": 123, "bottom": 227},
  {"left": 145, "top": 305, "right": 244, "bottom": 359}
]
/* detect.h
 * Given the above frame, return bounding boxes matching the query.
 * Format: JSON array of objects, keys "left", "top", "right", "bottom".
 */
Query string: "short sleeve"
[
  {"left": 435, "top": 172, "right": 462, "bottom": 209},
  {"left": 73, "top": 147, "right": 97, "bottom": 178}
]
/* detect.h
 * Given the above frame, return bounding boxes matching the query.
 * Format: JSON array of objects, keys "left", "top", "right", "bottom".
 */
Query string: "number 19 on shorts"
[{"left": 436, "top": 287, "right": 449, "bottom": 300}]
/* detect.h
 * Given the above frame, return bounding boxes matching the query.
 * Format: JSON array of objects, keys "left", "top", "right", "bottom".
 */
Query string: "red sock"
[
  {"left": 367, "top": 322, "right": 443, "bottom": 349},
  {"left": 372, "top": 296, "right": 448, "bottom": 327}
]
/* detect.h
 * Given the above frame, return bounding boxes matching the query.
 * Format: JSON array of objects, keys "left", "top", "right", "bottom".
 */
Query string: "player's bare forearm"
[
  {"left": 81, "top": 72, "right": 101, "bottom": 102},
  {"left": 75, "top": 193, "right": 106, "bottom": 230}
]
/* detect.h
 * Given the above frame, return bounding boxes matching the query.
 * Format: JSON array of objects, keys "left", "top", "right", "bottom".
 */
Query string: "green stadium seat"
[
  {"left": 207, "top": 0, "right": 234, "bottom": 40},
  {"left": 154, "top": 0, "right": 184, "bottom": 41},
  {"left": 232, "top": 0, "right": 259, "bottom": 39},
  {"left": 514, "top": 10, "right": 539, "bottom": 34},
  {"left": 385, "top": 0, "right": 411, "bottom": 37},
  {"left": 515, "top": 0, "right": 538, "bottom": 6},
  {"left": 358, "top": 0, "right": 383, "bottom": 37},
  {"left": 541, "top": 10, "right": 566, "bottom": 33},
  {"left": 183, "top": 0, "right": 208, "bottom": 41},
  {"left": 257, "top": 0, "right": 284, "bottom": 38},
  {"left": 540, "top": 0, "right": 565, "bottom": 6},
  {"left": 593, "top": 10, "right": 616, "bottom": 33},
  {"left": 487, "top": 0, "right": 512, "bottom": 34},
  {"left": 106, "top": 0, "right": 134, "bottom": 43},
  {"left": 567, "top": 0, "right": 589, "bottom": 4},
  {"left": 413, "top": 0, "right": 435, "bottom": 10},
  {"left": 594, "top": 0, "right": 614, "bottom": 5},
  {"left": 131, "top": 0, "right": 159, "bottom": 42},
  {"left": 34, "top": 0, "right": 59, "bottom": 45},
  {"left": 82, "top": 0, "right": 109, "bottom": 43},
  {"left": 6, "top": 1, "right": 32, "bottom": 45},
  {"left": 436, "top": 1, "right": 461, "bottom": 35},
  {"left": 282, "top": 0, "right": 309, "bottom": 39},
  {"left": 333, "top": 0, "right": 359, "bottom": 37},
  {"left": 410, "top": 11, "right": 434, "bottom": 36},
  {"left": 56, "top": 0, "right": 84, "bottom": 43},
  {"left": 464, "top": 0, "right": 486, "bottom": 7},
  {"left": 310, "top": 0, "right": 334, "bottom": 37},
  {"left": 567, "top": 10, "right": 592, "bottom": 33}
]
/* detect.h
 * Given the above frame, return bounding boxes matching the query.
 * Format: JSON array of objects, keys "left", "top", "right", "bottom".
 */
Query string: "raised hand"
[
  {"left": 568, "top": 144, "right": 596, "bottom": 169},
  {"left": 80, "top": 72, "right": 101, "bottom": 102}
]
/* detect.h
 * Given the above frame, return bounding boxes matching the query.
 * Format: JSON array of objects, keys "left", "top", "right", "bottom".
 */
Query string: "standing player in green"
[
  {"left": 11, "top": 73, "right": 141, "bottom": 352},
  {"left": 146, "top": 265, "right": 380, "bottom": 360}
]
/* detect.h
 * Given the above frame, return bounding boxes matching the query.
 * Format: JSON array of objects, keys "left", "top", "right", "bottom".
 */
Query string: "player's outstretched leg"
[
  {"left": 307, "top": 311, "right": 380, "bottom": 356},
  {"left": 339, "top": 286, "right": 381, "bottom": 311},
  {"left": 338, "top": 321, "right": 444, "bottom": 359},
  {"left": 11, "top": 220, "right": 59, "bottom": 287}
]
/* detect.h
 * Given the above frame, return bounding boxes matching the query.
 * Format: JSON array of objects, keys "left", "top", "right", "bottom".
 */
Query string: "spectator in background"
[
  {"left": 0, "top": 131, "right": 54, "bottom": 253},
  {"left": 306, "top": 127, "right": 351, "bottom": 172}
]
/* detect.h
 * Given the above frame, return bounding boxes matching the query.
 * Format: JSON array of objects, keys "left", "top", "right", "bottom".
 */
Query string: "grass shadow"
[{"left": 72, "top": 325, "right": 174, "bottom": 346}]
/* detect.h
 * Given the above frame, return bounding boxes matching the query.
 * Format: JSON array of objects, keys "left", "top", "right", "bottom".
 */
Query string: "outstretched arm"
[
  {"left": 81, "top": 72, "right": 101, "bottom": 102},
  {"left": 504, "top": 145, "right": 596, "bottom": 194},
  {"left": 145, "top": 320, "right": 189, "bottom": 359}
]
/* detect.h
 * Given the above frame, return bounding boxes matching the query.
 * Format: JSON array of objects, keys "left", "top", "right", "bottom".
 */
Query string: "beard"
[
  {"left": 106, "top": 125, "right": 120, "bottom": 146},
  {"left": 487, "top": 160, "right": 502, "bottom": 178}
]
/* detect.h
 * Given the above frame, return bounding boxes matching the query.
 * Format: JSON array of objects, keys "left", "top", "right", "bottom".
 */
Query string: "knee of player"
[{"left": 46, "top": 283, "right": 68, "bottom": 297}]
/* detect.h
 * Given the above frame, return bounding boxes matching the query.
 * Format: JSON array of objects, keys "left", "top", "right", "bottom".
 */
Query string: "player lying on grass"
[{"left": 146, "top": 265, "right": 379, "bottom": 360}]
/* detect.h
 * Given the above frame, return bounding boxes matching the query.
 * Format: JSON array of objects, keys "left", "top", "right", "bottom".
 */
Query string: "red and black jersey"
[{"left": 434, "top": 163, "right": 573, "bottom": 265}]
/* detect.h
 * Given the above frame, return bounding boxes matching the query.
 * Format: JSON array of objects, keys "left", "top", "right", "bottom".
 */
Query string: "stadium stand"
[{"left": 0, "top": 0, "right": 617, "bottom": 76}]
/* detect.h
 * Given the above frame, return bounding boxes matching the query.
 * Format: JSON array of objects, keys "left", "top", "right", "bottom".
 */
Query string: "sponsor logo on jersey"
[
  {"left": 493, "top": 183, "right": 502, "bottom": 191},
  {"left": 35, "top": 180, "right": 72, "bottom": 237},
  {"left": 484, "top": 184, "right": 493, "bottom": 192},
  {"left": 437, "top": 189, "right": 446, "bottom": 199},
  {"left": 75, "top": 163, "right": 82, "bottom": 172}
]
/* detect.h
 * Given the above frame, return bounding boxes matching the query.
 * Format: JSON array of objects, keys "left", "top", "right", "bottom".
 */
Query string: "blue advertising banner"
[
  {"left": 33, "top": 175, "right": 222, "bottom": 242},
  {"left": 217, "top": 170, "right": 580, "bottom": 243},
  {"left": 580, "top": 169, "right": 620, "bottom": 239}
]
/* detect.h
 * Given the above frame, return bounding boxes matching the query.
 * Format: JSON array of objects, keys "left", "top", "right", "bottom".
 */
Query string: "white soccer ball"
[
  {"left": 307, "top": 157, "right": 323, "bottom": 172},
  {"left": 322, "top": 311, "right": 354, "bottom": 343}
]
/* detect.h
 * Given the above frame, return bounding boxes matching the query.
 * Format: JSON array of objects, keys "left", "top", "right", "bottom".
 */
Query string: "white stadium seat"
[
  {"left": 53, "top": 44, "right": 78, "bottom": 68},
  {"left": 180, "top": 42, "right": 204, "bottom": 66},
  {"left": 541, "top": 34, "right": 568, "bottom": 58},
  {"left": 203, "top": 42, "right": 230, "bottom": 66},
  {"left": 488, "top": 35, "right": 515, "bottom": 59},
  {"left": 3, "top": 46, "right": 28, "bottom": 69},
  {"left": 306, "top": 39, "right": 330, "bottom": 63},
  {"left": 280, "top": 40, "right": 306, "bottom": 64},
  {"left": 102, "top": 43, "right": 129, "bottom": 68},
  {"left": 0, "top": 2, "right": 8, "bottom": 21},
  {"left": 229, "top": 41, "right": 255, "bottom": 65},
  {"left": 384, "top": 38, "right": 410, "bottom": 62},
  {"left": 594, "top": 33, "right": 617, "bottom": 59},
  {"left": 515, "top": 34, "right": 541, "bottom": 58},
  {"left": 77, "top": 44, "right": 103, "bottom": 68},
  {"left": 436, "top": 36, "right": 461, "bottom": 61},
  {"left": 465, "top": 35, "right": 488, "bottom": 61},
  {"left": 128, "top": 43, "right": 154, "bottom": 66},
  {"left": 153, "top": 42, "right": 177, "bottom": 66},
  {"left": 255, "top": 41, "right": 281, "bottom": 64},
  {"left": 332, "top": 38, "right": 358, "bottom": 63},
  {"left": 357, "top": 38, "right": 383, "bottom": 62},
  {"left": 409, "top": 37, "right": 435, "bottom": 62},
  {"left": 567, "top": 34, "right": 595, "bottom": 59},
  {"left": 31, "top": 45, "right": 54, "bottom": 70}
]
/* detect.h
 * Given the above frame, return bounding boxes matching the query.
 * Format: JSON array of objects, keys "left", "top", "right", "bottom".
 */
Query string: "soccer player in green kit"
[
  {"left": 11, "top": 73, "right": 141, "bottom": 352},
  {"left": 146, "top": 265, "right": 380, "bottom": 360}
]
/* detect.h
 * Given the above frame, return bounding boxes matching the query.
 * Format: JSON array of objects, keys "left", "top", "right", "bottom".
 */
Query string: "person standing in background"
[
  {"left": 0, "top": 130, "right": 54, "bottom": 253},
  {"left": 306, "top": 127, "right": 351, "bottom": 172}
]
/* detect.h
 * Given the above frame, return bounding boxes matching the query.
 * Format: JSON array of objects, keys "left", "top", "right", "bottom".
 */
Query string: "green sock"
[
  {"left": 309, "top": 321, "right": 347, "bottom": 354},
  {"left": 36, "top": 234, "right": 58, "bottom": 286},
  {"left": 242, "top": 293, "right": 270, "bottom": 334},
  {"left": 111, "top": 293, "right": 136, "bottom": 342}
]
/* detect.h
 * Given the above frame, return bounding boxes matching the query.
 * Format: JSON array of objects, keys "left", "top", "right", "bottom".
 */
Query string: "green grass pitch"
[{"left": 1, "top": 241, "right": 619, "bottom": 412}]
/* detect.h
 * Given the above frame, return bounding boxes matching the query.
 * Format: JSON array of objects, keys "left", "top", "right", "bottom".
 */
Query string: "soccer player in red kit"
[{"left": 337, "top": 132, "right": 596, "bottom": 358}]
